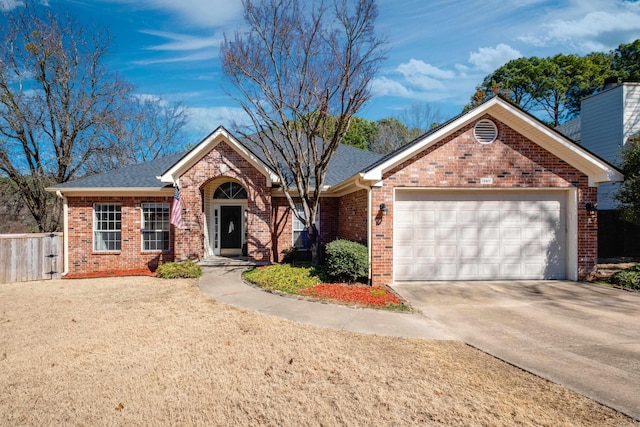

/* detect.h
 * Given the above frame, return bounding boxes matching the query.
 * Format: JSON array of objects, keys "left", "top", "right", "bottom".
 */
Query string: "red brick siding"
[
  {"left": 177, "top": 141, "right": 272, "bottom": 263},
  {"left": 338, "top": 189, "right": 368, "bottom": 244},
  {"left": 271, "top": 197, "right": 292, "bottom": 261},
  {"left": 370, "top": 117, "right": 598, "bottom": 286},
  {"left": 271, "top": 197, "right": 339, "bottom": 262},
  {"left": 66, "top": 196, "right": 174, "bottom": 277}
]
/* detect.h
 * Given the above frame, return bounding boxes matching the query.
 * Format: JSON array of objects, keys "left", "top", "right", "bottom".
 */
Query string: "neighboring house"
[
  {"left": 558, "top": 81, "right": 640, "bottom": 209},
  {"left": 49, "top": 96, "right": 622, "bottom": 284},
  {"left": 557, "top": 81, "right": 640, "bottom": 256}
]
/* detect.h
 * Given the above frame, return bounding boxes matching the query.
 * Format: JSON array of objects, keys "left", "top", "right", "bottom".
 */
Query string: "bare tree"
[
  {"left": 369, "top": 117, "right": 415, "bottom": 154},
  {"left": 397, "top": 102, "right": 443, "bottom": 134},
  {"left": 95, "top": 96, "right": 189, "bottom": 172},
  {"left": 222, "top": 0, "right": 386, "bottom": 263},
  {"left": 0, "top": 3, "right": 187, "bottom": 231}
]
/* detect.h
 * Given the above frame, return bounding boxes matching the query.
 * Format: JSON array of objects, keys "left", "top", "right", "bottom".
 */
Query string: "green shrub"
[
  {"left": 325, "top": 239, "right": 368, "bottom": 282},
  {"left": 280, "top": 246, "right": 297, "bottom": 264},
  {"left": 156, "top": 261, "right": 203, "bottom": 279},
  {"left": 243, "top": 264, "right": 324, "bottom": 294},
  {"left": 610, "top": 267, "right": 640, "bottom": 290}
]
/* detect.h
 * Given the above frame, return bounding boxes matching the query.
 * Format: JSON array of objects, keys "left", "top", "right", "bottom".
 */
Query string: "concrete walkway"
[{"left": 198, "top": 266, "right": 453, "bottom": 340}]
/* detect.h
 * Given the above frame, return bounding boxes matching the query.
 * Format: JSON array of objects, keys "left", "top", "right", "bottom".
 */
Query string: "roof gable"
[
  {"left": 362, "top": 96, "right": 623, "bottom": 186},
  {"left": 159, "top": 126, "right": 279, "bottom": 185}
]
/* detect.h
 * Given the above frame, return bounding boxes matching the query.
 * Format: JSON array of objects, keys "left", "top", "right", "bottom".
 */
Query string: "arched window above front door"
[{"left": 213, "top": 182, "right": 247, "bottom": 200}]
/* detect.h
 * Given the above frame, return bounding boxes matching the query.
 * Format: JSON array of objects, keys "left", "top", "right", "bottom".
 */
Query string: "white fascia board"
[
  {"left": 158, "top": 127, "right": 279, "bottom": 186},
  {"left": 45, "top": 188, "right": 174, "bottom": 196}
]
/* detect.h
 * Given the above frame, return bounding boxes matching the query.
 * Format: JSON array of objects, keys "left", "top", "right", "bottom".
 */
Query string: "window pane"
[
  {"left": 141, "top": 203, "right": 170, "bottom": 252},
  {"left": 293, "top": 203, "right": 319, "bottom": 249},
  {"left": 94, "top": 204, "right": 121, "bottom": 251}
]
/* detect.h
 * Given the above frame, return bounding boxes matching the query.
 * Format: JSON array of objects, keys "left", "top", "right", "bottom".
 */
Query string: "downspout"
[
  {"left": 55, "top": 191, "right": 69, "bottom": 277},
  {"left": 353, "top": 176, "right": 372, "bottom": 285}
]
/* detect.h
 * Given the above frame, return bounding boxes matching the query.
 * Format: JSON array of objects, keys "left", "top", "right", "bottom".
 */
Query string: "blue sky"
[{"left": 3, "top": 0, "right": 640, "bottom": 138}]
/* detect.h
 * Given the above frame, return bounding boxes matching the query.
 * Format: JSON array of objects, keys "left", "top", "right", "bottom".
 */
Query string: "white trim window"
[
  {"left": 293, "top": 202, "right": 320, "bottom": 249},
  {"left": 141, "top": 202, "right": 170, "bottom": 252},
  {"left": 93, "top": 203, "right": 121, "bottom": 251}
]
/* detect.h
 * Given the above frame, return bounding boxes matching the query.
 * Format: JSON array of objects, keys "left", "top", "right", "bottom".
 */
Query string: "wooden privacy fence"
[{"left": 0, "top": 233, "right": 63, "bottom": 283}]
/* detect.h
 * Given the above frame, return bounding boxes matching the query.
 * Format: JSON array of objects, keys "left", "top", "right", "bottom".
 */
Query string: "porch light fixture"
[
  {"left": 379, "top": 203, "right": 388, "bottom": 216},
  {"left": 585, "top": 202, "right": 597, "bottom": 212}
]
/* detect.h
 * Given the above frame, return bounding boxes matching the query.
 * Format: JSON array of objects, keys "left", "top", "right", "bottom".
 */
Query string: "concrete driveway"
[{"left": 391, "top": 281, "right": 640, "bottom": 420}]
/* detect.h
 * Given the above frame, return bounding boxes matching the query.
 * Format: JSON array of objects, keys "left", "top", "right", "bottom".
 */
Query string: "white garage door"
[{"left": 394, "top": 190, "right": 567, "bottom": 281}]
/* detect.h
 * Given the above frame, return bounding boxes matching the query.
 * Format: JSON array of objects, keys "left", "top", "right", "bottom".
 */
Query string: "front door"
[{"left": 220, "top": 205, "right": 242, "bottom": 254}]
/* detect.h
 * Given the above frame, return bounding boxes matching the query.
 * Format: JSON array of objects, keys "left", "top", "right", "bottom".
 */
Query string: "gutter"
[
  {"left": 55, "top": 191, "right": 69, "bottom": 277},
  {"left": 353, "top": 175, "right": 373, "bottom": 286}
]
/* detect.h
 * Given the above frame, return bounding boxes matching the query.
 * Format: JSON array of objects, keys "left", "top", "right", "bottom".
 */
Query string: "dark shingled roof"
[
  {"left": 50, "top": 135, "right": 383, "bottom": 191},
  {"left": 51, "top": 151, "right": 187, "bottom": 190},
  {"left": 237, "top": 133, "right": 383, "bottom": 187},
  {"left": 555, "top": 117, "right": 581, "bottom": 143},
  {"left": 324, "top": 144, "right": 383, "bottom": 186}
]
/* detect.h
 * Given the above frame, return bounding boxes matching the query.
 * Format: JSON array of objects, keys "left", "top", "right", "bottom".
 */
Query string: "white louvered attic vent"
[{"left": 474, "top": 119, "right": 498, "bottom": 144}]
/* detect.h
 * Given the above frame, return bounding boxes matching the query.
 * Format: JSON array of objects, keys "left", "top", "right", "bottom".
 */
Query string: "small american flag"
[{"left": 170, "top": 185, "right": 184, "bottom": 229}]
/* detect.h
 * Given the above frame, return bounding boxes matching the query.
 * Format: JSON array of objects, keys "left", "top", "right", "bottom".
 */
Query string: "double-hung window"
[
  {"left": 141, "top": 203, "right": 170, "bottom": 252},
  {"left": 94, "top": 204, "right": 121, "bottom": 251},
  {"left": 292, "top": 202, "right": 320, "bottom": 249}
]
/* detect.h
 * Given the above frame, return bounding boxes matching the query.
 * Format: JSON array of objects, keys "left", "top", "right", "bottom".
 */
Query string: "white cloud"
[
  {"left": 392, "top": 59, "right": 456, "bottom": 91},
  {"left": 370, "top": 77, "right": 414, "bottom": 98},
  {"left": 141, "top": 31, "right": 222, "bottom": 51},
  {"left": 518, "top": 2, "right": 640, "bottom": 52},
  {"left": 133, "top": 51, "right": 218, "bottom": 65},
  {"left": 0, "top": 0, "right": 23, "bottom": 11},
  {"left": 99, "top": 0, "right": 243, "bottom": 28},
  {"left": 468, "top": 44, "right": 521, "bottom": 73},
  {"left": 396, "top": 59, "right": 455, "bottom": 80}
]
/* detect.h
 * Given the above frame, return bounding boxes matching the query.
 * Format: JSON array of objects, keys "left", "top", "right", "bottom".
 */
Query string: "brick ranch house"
[{"left": 48, "top": 96, "right": 622, "bottom": 285}]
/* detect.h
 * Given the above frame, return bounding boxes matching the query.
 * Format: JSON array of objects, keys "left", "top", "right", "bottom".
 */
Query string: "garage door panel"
[
  {"left": 414, "top": 227, "right": 435, "bottom": 241},
  {"left": 501, "top": 263, "right": 522, "bottom": 277},
  {"left": 502, "top": 244, "right": 521, "bottom": 258},
  {"left": 502, "top": 227, "right": 521, "bottom": 240},
  {"left": 394, "top": 245, "right": 414, "bottom": 259},
  {"left": 479, "top": 210, "right": 500, "bottom": 222},
  {"left": 416, "top": 263, "right": 436, "bottom": 276},
  {"left": 437, "top": 245, "right": 457, "bottom": 258},
  {"left": 479, "top": 263, "right": 501, "bottom": 277},
  {"left": 522, "top": 243, "right": 544, "bottom": 257},
  {"left": 437, "top": 226, "right": 456, "bottom": 240},
  {"left": 459, "top": 227, "right": 478, "bottom": 241},
  {"left": 394, "top": 263, "right": 414, "bottom": 280},
  {"left": 395, "top": 226, "right": 424, "bottom": 242},
  {"left": 501, "top": 210, "right": 522, "bottom": 223},
  {"left": 481, "top": 244, "right": 501, "bottom": 258},
  {"left": 458, "top": 263, "right": 479, "bottom": 278},
  {"left": 415, "top": 245, "right": 435, "bottom": 258},
  {"left": 437, "top": 263, "right": 458, "bottom": 278},
  {"left": 415, "top": 211, "right": 436, "bottom": 223},
  {"left": 438, "top": 210, "right": 457, "bottom": 223},
  {"left": 458, "top": 210, "right": 477, "bottom": 224},
  {"left": 523, "top": 226, "right": 543, "bottom": 240},
  {"left": 479, "top": 227, "right": 500, "bottom": 240},
  {"left": 459, "top": 244, "right": 480, "bottom": 258},
  {"left": 524, "top": 263, "right": 544, "bottom": 276},
  {"left": 394, "top": 190, "right": 567, "bottom": 280}
]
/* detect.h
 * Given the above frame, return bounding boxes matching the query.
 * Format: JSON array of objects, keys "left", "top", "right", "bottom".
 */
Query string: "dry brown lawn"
[{"left": 0, "top": 277, "right": 636, "bottom": 426}]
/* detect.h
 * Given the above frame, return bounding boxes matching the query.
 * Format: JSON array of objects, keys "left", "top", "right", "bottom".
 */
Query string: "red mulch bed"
[
  {"left": 300, "top": 284, "right": 402, "bottom": 307},
  {"left": 64, "top": 268, "right": 156, "bottom": 279}
]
